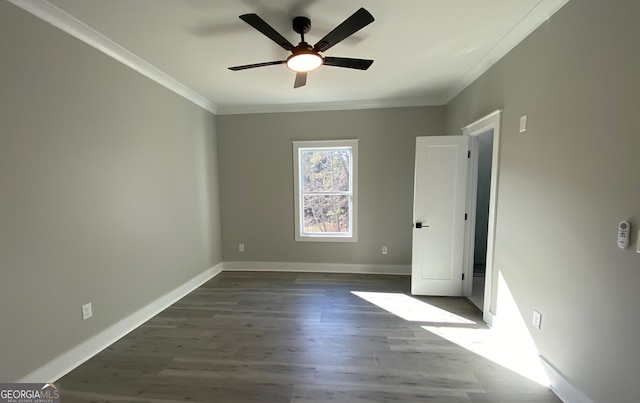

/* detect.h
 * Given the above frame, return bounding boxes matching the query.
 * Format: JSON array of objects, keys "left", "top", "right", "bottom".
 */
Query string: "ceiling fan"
[{"left": 228, "top": 8, "right": 374, "bottom": 88}]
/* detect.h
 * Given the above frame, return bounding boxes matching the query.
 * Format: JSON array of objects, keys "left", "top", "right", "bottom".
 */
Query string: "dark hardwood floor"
[{"left": 59, "top": 271, "right": 560, "bottom": 402}]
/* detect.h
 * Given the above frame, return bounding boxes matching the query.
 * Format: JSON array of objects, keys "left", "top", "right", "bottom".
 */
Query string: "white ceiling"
[{"left": 12, "top": 0, "right": 569, "bottom": 114}]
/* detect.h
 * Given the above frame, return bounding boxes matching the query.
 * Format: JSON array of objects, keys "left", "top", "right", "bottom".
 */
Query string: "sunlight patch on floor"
[
  {"left": 351, "top": 291, "right": 475, "bottom": 324},
  {"left": 422, "top": 324, "right": 549, "bottom": 386},
  {"left": 352, "top": 282, "right": 550, "bottom": 387}
]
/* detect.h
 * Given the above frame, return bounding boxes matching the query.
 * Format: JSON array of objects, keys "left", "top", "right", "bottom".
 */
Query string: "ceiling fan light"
[{"left": 286, "top": 53, "right": 323, "bottom": 72}]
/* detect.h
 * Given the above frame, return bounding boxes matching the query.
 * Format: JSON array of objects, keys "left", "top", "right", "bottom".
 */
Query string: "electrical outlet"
[
  {"left": 239, "top": 243, "right": 245, "bottom": 252},
  {"left": 82, "top": 303, "right": 93, "bottom": 320},
  {"left": 381, "top": 246, "right": 388, "bottom": 255},
  {"left": 532, "top": 310, "right": 542, "bottom": 330}
]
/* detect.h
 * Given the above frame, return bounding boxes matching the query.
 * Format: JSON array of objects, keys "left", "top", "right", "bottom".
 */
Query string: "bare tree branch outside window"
[{"left": 301, "top": 149, "right": 351, "bottom": 233}]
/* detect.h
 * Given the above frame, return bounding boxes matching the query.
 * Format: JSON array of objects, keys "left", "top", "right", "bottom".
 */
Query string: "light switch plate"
[
  {"left": 532, "top": 310, "right": 542, "bottom": 329},
  {"left": 519, "top": 115, "right": 528, "bottom": 133}
]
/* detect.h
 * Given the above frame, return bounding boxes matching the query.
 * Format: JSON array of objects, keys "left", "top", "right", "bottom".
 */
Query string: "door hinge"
[
  {"left": 467, "top": 150, "right": 471, "bottom": 158},
  {"left": 462, "top": 273, "right": 465, "bottom": 280},
  {"left": 465, "top": 213, "right": 468, "bottom": 221}
]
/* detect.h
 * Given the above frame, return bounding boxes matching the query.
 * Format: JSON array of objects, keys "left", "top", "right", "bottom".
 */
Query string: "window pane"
[
  {"left": 302, "top": 195, "right": 350, "bottom": 233},
  {"left": 302, "top": 149, "right": 350, "bottom": 193}
]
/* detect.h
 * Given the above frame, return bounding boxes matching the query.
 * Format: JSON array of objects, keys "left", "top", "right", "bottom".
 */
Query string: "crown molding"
[
  {"left": 8, "top": 0, "right": 218, "bottom": 114},
  {"left": 216, "top": 96, "right": 443, "bottom": 115},
  {"left": 442, "top": 0, "right": 571, "bottom": 104},
  {"left": 8, "top": 0, "right": 570, "bottom": 116}
]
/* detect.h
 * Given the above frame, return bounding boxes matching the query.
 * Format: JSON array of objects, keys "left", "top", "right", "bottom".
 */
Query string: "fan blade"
[
  {"left": 323, "top": 57, "right": 373, "bottom": 70},
  {"left": 228, "top": 60, "right": 285, "bottom": 71},
  {"left": 313, "top": 8, "right": 374, "bottom": 53},
  {"left": 294, "top": 72, "right": 307, "bottom": 88},
  {"left": 239, "top": 14, "right": 294, "bottom": 51}
]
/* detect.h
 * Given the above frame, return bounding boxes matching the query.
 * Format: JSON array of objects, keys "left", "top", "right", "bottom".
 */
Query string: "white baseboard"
[
  {"left": 222, "top": 261, "right": 411, "bottom": 275},
  {"left": 17, "top": 263, "right": 224, "bottom": 383},
  {"left": 17, "top": 262, "right": 405, "bottom": 382},
  {"left": 540, "top": 356, "right": 593, "bottom": 403},
  {"left": 14, "top": 261, "right": 593, "bottom": 403}
]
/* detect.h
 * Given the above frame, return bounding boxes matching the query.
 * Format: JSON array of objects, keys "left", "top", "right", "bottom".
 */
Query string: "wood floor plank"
[
  {"left": 312, "top": 364, "right": 484, "bottom": 393},
  {"left": 467, "top": 392, "right": 562, "bottom": 403},
  {"left": 159, "top": 360, "right": 316, "bottom": 383},
  {"left": 58, "top": 271, "right": 560, "bottom": 402},
  {"left": 290, "top": 383, "right": 473, "bottom": 403}
]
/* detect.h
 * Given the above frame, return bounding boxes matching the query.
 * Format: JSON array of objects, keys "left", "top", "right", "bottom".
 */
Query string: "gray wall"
[
  {"left": 217, "top": 107, "right": 445, "bottom": 265},
  {"left": 445, "top": 0, "right": 640, "bottom": 401},
  {"left": 0, "top": 2, "right": 222, "bottom": 382}
]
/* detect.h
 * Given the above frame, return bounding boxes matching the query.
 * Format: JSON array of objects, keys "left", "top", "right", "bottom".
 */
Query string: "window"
[{"left": 293, "top": 139, "right": 358, "bottom": 242}]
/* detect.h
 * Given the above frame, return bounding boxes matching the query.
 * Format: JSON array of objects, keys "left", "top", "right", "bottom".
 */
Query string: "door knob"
[{"left": 415, "top": 222, "right": 429, "bottom": 229}]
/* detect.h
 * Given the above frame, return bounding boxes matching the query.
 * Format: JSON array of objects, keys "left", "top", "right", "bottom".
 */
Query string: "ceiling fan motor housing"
[
  {"left": 292, "top": 16, "right": 311, "bottom": 35},
  {"left": 291, "top": 42, "right": 317, "bottom": 55}
]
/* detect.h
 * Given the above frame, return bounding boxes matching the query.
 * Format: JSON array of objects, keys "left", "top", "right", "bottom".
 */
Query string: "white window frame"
[{"left": 293, "top": 139, "right": 358, "bottom": 242}]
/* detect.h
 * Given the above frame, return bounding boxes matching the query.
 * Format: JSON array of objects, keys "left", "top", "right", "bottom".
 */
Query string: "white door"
[{"left": 412, "top": 136, "right": 469, "bottom": 296}]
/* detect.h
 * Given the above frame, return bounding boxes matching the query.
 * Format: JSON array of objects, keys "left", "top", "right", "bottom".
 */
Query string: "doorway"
[
  {"left": 468, "top": 129, "right": 493, "bottom": 309},
  {"left": 462, "top": 110, "right": 502, "bottom": 326}
]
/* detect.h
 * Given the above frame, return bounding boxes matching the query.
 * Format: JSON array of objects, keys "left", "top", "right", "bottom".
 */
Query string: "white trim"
[
  {"left": 15, "top": 261, "right": 409, "bottom": 383},
  {"left": 223, "top": 261, "right": 410, "bottom": 276},
  {"left": 462, "top": 110, "right": 502, "bottom": 322},
  {"left": 7, "top": 0, "right": 217, "bottom": 114},
  {"left": 292, "top": 139, "right": 358, "bottom": 243},
  {"left": 462, "top": 110, "right": 503, "bottom": 133},
  {"left": 443, "top": 0, "right": 570, "bottom": 104},
  {"left": 540, "top": 356, "right": 594, "bottom": 403},
  {"left": 7, "top": 0, "right": 569, "bottom": 116},
  {"left": 216, "top": 97, "right": 442, "bottom": 115},
  {"left": 7, "top": 0, "right": 569, "bottom": 117},
  {"left": 17, "top": 263, "right": 224, "bottom": 383}
]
